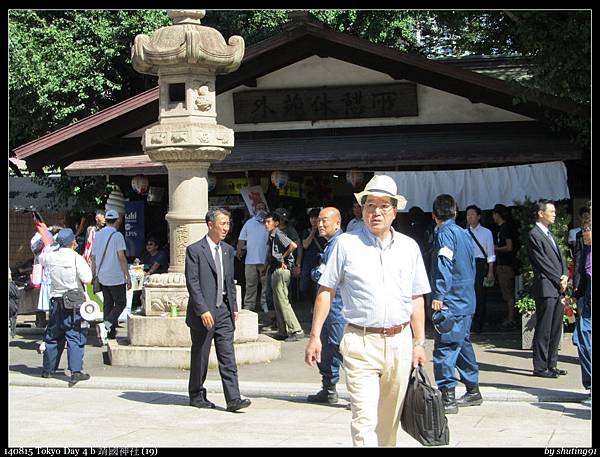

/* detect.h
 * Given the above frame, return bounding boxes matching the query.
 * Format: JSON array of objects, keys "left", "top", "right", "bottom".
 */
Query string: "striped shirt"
[{"left": 318, "top": 225, "right": 431, "bottom": 327}]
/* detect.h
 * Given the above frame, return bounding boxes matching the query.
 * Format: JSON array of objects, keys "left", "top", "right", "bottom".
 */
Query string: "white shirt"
[
  {"left": 39, "top": 246, "right": 93, "bottom": 298},
  {"left": 206, "top": 236, "right": 225, "bottom": 291},
  {"left": 238, "top": 217, "right": 269, "bottom": 264},
  {"left": 466, "top": 223, "right": 496, "bottom": 263},
  {"left": 536, "top": 222, "right": 558, "bottom": 249},
  {"left": 91, "top": 226, "right": 127, "bottom": 286},
  {"left": 319, "top": 225, "right": 431, "bottom": 327}
]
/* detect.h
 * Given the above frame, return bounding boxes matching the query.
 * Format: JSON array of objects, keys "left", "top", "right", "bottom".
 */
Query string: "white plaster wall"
[
  {"left": 125, "top": 55, "right": 532, "bottom": 138},
  {"left": 216, "top": 55, "right": 532, "bottom": 131}
]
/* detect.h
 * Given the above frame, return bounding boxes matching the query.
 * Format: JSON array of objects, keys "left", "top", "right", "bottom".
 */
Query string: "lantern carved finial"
[{"left": 131, "top": 9, "right": 244, "bottom": 76}]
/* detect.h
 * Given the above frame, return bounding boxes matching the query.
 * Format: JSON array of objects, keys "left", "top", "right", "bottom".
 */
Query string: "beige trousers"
[{"left": 340, "top": 324, "right": 413, "bottom": 447}]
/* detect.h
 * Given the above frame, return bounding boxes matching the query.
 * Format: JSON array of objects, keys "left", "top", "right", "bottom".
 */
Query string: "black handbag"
[{"left": 401, "top": 365, "right": 450, "bottom": 446}]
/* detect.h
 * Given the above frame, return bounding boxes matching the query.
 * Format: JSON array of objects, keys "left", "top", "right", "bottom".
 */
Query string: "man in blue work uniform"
[
  {"left": 430, "top": 194, "right": 482, "bottom": 414},
  {"left": 307, "top": 207, "right": 345, "bottom": 404}
]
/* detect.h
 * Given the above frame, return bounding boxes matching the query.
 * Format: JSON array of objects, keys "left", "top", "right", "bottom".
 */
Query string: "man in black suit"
[
  {"left": 527, "top": 200, "right": 569, "bottom": 378},
  {"left": 185, "top": 208, "right": 251, "bottom": 412}
]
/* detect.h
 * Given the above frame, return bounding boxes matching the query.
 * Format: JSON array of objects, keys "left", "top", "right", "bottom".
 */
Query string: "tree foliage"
[{"left": 9, "top": 9, "right": 590, "bottom": 153}]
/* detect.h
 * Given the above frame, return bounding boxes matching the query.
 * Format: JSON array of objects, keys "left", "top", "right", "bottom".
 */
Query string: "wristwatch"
[{"left": 413, "top": 340, "right": 426, "bottom": 348}]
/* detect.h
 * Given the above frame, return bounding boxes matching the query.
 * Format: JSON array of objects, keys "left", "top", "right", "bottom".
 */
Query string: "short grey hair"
[{"left": 205, "top": 208, "right": 231, "bottom": 224}]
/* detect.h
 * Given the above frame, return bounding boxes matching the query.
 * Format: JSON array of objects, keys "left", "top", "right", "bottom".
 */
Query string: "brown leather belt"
[{"left": 348, "top": 321, "right": 410, "bottom": 337}]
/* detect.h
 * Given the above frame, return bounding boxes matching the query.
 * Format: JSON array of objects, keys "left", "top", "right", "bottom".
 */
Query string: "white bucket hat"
[{"left": 354, "top": 174, "right": 407, "bottom": 210}]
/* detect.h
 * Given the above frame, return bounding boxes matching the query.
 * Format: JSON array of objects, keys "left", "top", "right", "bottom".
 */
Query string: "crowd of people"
[{"left": 10, "top": 176, "right": 591, "bottom": 445}]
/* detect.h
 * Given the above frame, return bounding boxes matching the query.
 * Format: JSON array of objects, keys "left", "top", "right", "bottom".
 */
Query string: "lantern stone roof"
[{"left": 131, "top": 9, "right": 244, "bottom": 76}]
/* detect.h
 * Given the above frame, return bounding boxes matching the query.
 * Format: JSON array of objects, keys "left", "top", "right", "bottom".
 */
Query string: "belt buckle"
[{"left": 383, "top": 327, "right": 393, "bottom": 337}]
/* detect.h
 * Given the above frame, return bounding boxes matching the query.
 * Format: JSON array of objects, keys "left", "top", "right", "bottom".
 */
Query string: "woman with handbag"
[{"left": 38, "top": 228, "right": 93, "bottom": 386}]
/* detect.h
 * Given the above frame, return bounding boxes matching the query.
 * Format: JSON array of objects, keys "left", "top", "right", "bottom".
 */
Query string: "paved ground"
[
  {"left": 8, "top": 293, "right": 594, "bottom": 448},
  {"left": 7, "top": 385, "right": 592, "bottom": 447}
]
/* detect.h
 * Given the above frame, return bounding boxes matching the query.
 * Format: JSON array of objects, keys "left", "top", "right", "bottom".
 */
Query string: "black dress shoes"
[
  {"left": 551, "top": 368, "right": 568, "bottom": 376},
  {"left": 190, "top": 400, "right": 216, "bottom": 409},
  {"left": 68, "top": 372, "right": 91, "bottom": 387},
  {"left": 533, "top": 369, "right": 559, "bottom": 378},
  {"left": 226, "top": 398, "right": 251, "bottom": 412}
]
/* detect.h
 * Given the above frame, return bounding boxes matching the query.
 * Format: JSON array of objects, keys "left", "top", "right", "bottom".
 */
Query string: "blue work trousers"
[
  {"left": 572, "top": 295, "right": 591, "bottom": 390},
  {"left": 318, "top": 319, "right": 345, "bottom": 386},
  {"left": 43, "top": 297, "right": 88, "bottom": 373},
  {"left": 433, "top": 314, "right": 479, "bottom": 390}
]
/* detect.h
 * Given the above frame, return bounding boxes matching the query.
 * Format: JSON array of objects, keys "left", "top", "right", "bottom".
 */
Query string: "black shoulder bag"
[
  {"left": 468, "top": 228, "right": 488, "bottom": 259},
  {"left": 401, "top": 365, "right": 450, "bottom": 446},
  {"left": 63, "top": 255, "right": 87, "bottom": 313}
]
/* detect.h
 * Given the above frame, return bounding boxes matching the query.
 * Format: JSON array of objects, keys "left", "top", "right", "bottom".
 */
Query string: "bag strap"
[
  {"left": 468, "top": 228, "right": 487, "bottom": 259},
  {"left": 412, "top": 365, "right": 434, "bottom": 388},
  {"left": 95, "top": 231, "right": 116, "bottom": 277}
]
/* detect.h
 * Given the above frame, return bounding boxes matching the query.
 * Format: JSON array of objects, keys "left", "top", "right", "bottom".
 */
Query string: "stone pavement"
[
  {"left": 8, "top": 296, "right": 594, "bottom": 448},
  {"left": 7, "top": 384, "right": 592, "bottom": 447}
]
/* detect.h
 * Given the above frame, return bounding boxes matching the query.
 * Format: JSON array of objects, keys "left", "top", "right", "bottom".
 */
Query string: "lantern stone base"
[
  {"left": 108, "top": 309, "right": 281, "bottom": 368},
  {"left": 108, "top": 333, "right": 281, "bottom": 369}
]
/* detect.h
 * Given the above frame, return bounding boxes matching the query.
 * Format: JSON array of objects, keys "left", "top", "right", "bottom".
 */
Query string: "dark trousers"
[
  {"left": 318, "top": 319, "right": 345, "bottom": 386},
  {"left": 188, "top": 304, "right": 241, "bottom": 404},
  {"left": 100, "top": 283, "right": 127, "bottom": 329},
  {"left": 43, "top": 297, "right": 87, "bottom": 373},
  {"left": 473, "top": 259, "right": 488, "bottom": 328},
  {"left": 532, "top": 295, "right": 564, "bottom": 373}
]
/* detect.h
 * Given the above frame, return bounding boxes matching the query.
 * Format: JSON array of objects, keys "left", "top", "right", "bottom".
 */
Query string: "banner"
[
  {"left": 124, "top": 201, "right": 145, "bottom": 258},
  {"left": 240, "top": 185, "right": 269, "bottom": 216}
]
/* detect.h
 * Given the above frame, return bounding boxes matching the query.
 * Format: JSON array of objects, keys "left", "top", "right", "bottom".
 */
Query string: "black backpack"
[{"left": 401, "top": 365, "right": 450, "bottom": 446}]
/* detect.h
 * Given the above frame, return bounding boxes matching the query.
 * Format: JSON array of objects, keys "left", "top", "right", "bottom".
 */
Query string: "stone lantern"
[
  {"left": 131, "top": 9, "right": 243, "bottom": 317},
  {"left": 109, "top": 10, "right": 280, "bottom": 368}
]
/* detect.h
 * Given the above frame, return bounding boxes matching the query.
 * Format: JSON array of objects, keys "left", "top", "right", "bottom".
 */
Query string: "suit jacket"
[
  {"left": 185, "top": 236, "right": 238, "bottom": 331},
  {"left": 527, "top": 225, "right": 568, "bottom": 298}
]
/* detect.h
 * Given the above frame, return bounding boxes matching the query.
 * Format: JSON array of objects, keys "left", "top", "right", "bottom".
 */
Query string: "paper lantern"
[
  {"left": 207, "top": 174, "right": 217, "bottom": 192},
  {"left": 131, "top": 175, "right": 149, "bottom": 195},
  {"left": 271, "top": 171, "right": 289, "bottom": 189},
  {"left": 346, "top": 170, "right": 364, "bottom": 188},
  {"left": 105, "top": 186, "right": 127, "bottom": 216}
]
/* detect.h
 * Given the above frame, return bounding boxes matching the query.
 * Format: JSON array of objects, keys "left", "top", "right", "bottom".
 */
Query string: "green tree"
[
  {"left": 10, "top": 9, "right": 590, "bottom": 154},
  {"left": 9, "top": 10, "right": 170, "bottom": 151}
]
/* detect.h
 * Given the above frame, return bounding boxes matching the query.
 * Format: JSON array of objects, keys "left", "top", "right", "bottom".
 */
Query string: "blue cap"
[
  {"left": 56, "top": 228, "right": 76, "bottom": 248},
  {"left": 431, "top": 308, "right": 455, "bottom": 334}
]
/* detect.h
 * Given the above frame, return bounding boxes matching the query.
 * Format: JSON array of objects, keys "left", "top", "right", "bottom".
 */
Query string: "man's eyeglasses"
[
  {"left": 582, "top": 227, "right": 592, "bottom": 232},
  {"left": 364, "top": 202, "right": 395, "bottom": 213}
]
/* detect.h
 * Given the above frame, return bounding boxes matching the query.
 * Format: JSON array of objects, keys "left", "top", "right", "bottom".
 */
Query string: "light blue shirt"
[
  {"left": 92, "top": 226, "right": 127, "bottom": 286},
  {"left": 318, "top": 225, "right": 431, "bottom": 327}
]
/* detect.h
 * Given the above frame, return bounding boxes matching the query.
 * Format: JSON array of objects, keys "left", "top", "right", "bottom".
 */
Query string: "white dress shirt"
[{"left": 466, "top": 223, "right": 496, "bottom": 263}]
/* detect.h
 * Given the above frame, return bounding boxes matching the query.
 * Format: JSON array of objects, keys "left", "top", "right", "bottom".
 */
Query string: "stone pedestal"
[{"left": 108, "top": 310, "right": 281, "bottom": 369}]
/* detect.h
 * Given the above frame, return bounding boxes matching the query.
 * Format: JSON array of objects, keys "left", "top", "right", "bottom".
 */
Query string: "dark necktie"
[
  {"left": 546, "top": 231, "right": 560, "bottom": 257},
  {"left": 215, "top": 244, "right": 223, "bottom": 308}
]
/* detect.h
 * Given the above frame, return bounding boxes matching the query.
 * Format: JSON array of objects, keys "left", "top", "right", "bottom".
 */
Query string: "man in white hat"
[{"left": 305, "top": 174, "right": 431, "bottom": 447}]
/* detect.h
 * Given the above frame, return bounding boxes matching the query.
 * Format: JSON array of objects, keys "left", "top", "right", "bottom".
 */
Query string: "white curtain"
[{"left": 378, "top": 161, "right": 570, "bottom": 212}]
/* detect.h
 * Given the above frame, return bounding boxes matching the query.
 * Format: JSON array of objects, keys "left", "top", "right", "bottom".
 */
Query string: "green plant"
[{"left": 515, "top": 295, "right": 536, "bottom": 315}]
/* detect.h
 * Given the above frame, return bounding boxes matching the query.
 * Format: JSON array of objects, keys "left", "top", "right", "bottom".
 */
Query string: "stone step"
[{"left": 108, "top": 333, "right": 281, "bottom": 369}]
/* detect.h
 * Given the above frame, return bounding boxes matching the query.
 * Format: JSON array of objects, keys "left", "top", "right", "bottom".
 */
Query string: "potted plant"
[{"left": 512, "top": 198, "right": 572, "bottom": 349}]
